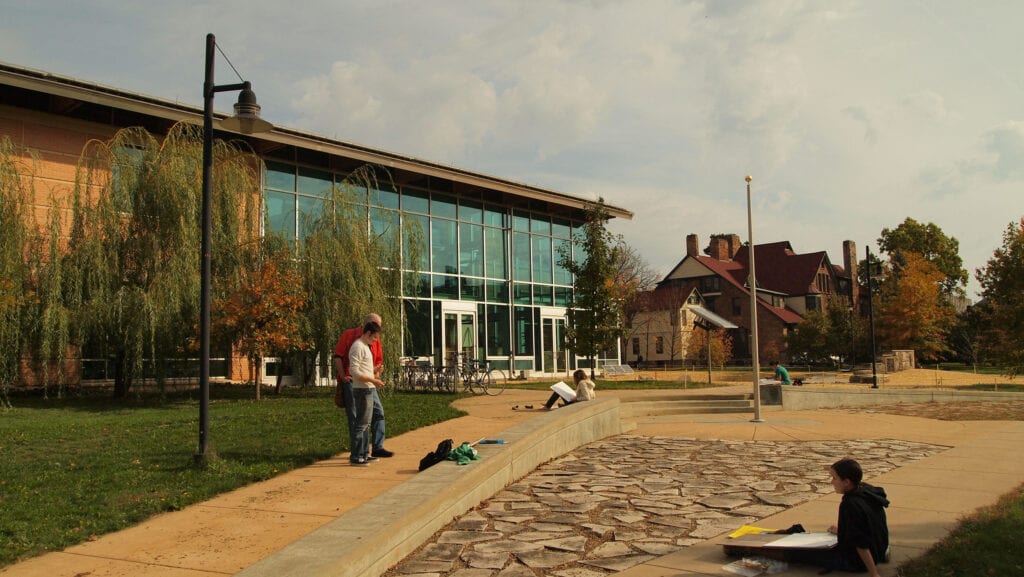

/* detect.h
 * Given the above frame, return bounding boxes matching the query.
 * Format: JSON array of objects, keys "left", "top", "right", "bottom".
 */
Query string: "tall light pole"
[
  {"left": 865, "top": 246, "right": 879, "bottom": 389},
  {"left": 198, "top": 33, "right": 272, "bottom": 466},
  {"left": 746, "top": 175, "right": 764, "bottom": 422}
]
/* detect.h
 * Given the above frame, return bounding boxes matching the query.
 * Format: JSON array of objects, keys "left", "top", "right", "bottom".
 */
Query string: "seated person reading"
[
  {"left": 544, "top": 369, "right": 596, "bottom": 410},
  {"left": 771, "top": 360, "right": 792, "bottom": 385},
  {"left": 790, "top": 458, "right": 889, "bottom": 576}
]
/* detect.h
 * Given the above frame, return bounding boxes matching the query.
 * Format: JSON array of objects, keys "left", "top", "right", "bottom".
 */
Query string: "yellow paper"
[{"left": 727, "top": 525, "right": 775, "bottom": 538}]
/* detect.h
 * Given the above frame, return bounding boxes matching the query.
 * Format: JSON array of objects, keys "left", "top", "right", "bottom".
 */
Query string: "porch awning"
[{"left": 689, "top": 306, "right": 739, "bottom": 329}]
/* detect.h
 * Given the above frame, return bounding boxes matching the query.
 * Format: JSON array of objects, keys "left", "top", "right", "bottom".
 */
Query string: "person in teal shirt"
[{"left": 771, "top": 361, "right": 792, "bottom": 385}]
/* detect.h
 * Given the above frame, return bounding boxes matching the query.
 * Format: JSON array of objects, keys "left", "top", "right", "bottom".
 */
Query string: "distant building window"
[
  {"left": 655, "top": 336, "right": 664, "bottom": 354},
  {"left": 632, "top": 338, "right": 640, "bottom": 355},
  {"left": 806, "top": 295, "right": 820, "bottom": 311},
  {"left": 705, "top": 297, "right": 716, "bottom": 313},
  {"left": 732, "top": 297, "right": 742, "bottom": 316},
  {"left": 700, "top": 277, "right": 721, "bottom": 293}
]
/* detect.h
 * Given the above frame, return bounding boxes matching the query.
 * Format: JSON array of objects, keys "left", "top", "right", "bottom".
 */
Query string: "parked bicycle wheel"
[
  {"left": 483, "top": 368, "right": 507, "bottom": 395},
  {"left": 437, "top": 367, "right": 458, "bottom": 393}
]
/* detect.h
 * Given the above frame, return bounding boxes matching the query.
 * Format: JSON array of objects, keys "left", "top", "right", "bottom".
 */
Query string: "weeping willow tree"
[
  {"left": 67, "top": 124, "right": 260, "bottom": 397},
  {"left": 0, "top": 137, "right": 36, "bottom": 406},
  {"left": 298, "top": 166, "right": 424, "bottom": 386},
  {"left": 23, "top": 190, "right": 73, "bottom": 399}
]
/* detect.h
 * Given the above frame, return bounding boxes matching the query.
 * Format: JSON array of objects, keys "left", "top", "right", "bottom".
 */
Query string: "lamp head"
[
  {"left": 220, "top": 82, "right": 273, "bottom": 134},
  {"left": 745, "top": 175, "right": 752, "bottom": 183}
]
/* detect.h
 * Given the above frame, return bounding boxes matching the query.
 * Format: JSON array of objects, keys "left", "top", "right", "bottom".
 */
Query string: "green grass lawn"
[
  {"left": 898, "top": 484, "right": 1024, "bottom": 577},
  {"left": 0, "top": 385, "right": 462, "bottom": 567}
]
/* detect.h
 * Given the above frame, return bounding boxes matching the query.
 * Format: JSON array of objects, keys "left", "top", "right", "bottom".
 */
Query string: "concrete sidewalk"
[{"left": 3, "top": 387, "right": 1023, "bottom": 577}]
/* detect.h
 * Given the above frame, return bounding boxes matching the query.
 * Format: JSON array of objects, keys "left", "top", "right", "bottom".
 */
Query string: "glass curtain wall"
[{"left": 263, "top": 161, "right": 581, "bottom": 374}]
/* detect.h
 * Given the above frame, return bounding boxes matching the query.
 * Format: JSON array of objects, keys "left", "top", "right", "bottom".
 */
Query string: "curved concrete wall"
[
  {"left": 235, "top": 397, "right": 623, "bottom": 577},
  {"left": 781, "top": 386, "right": 1021, "bottom": 410}
]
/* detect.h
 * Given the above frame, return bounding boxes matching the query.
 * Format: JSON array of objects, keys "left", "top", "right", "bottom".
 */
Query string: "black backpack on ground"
[{"left": 418, "top": 438, "right": 454, "bottom": 472}]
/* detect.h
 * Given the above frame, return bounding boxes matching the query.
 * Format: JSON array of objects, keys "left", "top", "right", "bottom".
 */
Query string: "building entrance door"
[
  {"left": 441, "top": 302, "right": 477, "bottom": 367},
  {"left": 540, "top": 309, "right": 568, "bottom": 376}
]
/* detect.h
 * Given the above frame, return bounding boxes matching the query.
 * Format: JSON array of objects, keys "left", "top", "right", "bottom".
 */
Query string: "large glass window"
[
  {"left": 512, "top": 211, "right": 530, "bottom": 232},
  {"left": 554, "top": 239, "right": 573, "bottom": 285},
  {"left": 555, "top": 286, "right": 572, "bottom": 307},
  {"left": 403, "top": 188, "right": 430, "bottom": 214},
  {"left": 431, "top": 193, "right": 457, "bottom": 219},
  {"left": 371, "top": 208, "right": 399, "bottom": 237},
  {"left": 552, "top": 218, "right": 571, "bottom": 238},
  {"left": 369, "top": 185, "right": 399, "bottom": 209},
  {"left": 486, "top": 280, "right": 509, "bottom": 303},
  {"left": 404, "top": 214, "right": 429, "bottom": 271},
  {"left": 513, "top": 283, "right": 532, "bottom": 305},
  {"left": 298, "top": 167, "right": 332, "bottom": 196},
  {"left": 514, "top": 306, "right": 534, "bottom": 356},
  {"left": 486, "top": 304, "right": 510, "bottom": 357},
  {"left": 406, "top": 272, "right": 430, "bottom": 298},
  {"left": 533, "top": 285, "right": 553, "bottom": 306},
  {"left": 298, "top": 195, "right": 325, "bottom": 239},
  {"left": 459, "top": 223, "right": 484, "bottom": 276},
  {"left": 265, "top": 161, "right": 295, "bottom": 191},
  {"left": 484, "top": 205, "right": 506, "bottom": 227},
  {"left": 484, "top": 227, "right": 506, "bottom": 279},
  {"left": 459, "top": 199, "right": 483, "bottom": 223},
  {"left": 532, "top": 235, "right": 552, "bottom": 284},
  {"left": 512, "top": 232, "right": 531, "bottom": 281},
  {"left": 531, "top": 215, "right": 551, "bottom": 235},
  {"left": 460, "top": 277, "right": 484, "bottom": 301},
  {"left": 265, "top": 190, "right": 296, "bottom": 240},
  {"left": 433, "top": 274, "right": 458, "bottom": 299},
  {"left": 404, "top": 299, "right": 432, "bottom": 357},
  {"left": 432, "top": 219, "right": 457, "bottom": 274}
]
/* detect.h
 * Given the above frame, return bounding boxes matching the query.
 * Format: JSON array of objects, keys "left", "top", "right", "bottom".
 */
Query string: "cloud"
[{"left": 982, "top": 120, "right": 1024, "bottom": 181}]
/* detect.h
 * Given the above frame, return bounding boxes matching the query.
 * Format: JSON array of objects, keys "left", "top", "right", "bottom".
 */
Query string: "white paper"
[
  {"left": 762, "top": 532, "right": 837, "bottom": 549},
  {"left": 550, "top": 381, "right": 576, "bottom": 402}
]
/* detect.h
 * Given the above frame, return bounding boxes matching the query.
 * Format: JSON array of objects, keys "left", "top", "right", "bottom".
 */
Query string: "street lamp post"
[
  {"left": 746, "top": 175, "right": 764, "bottom": 422},
  {"left": 197, "top": 33, "right": 272, "bottom": 466},
  {"left": 865, "top": 246, "right": 879, "bottom": 389}
]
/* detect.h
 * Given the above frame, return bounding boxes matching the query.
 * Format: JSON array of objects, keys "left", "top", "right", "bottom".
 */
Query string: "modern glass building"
[{"left": 0, "top": 62, "right": 632, "bottom": 380}]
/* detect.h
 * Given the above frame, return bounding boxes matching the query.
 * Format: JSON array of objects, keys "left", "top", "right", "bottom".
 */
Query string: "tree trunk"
[
  {"left": 252, "top": 355, "right": 262, "bottom": 400},
  {"left": 112, "top": 351, "right": 130, "bottom": 398}
]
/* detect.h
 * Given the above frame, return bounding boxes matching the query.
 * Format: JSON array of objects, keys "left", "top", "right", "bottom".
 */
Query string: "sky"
[{"left": 2, "top": 0, "right": 1020, "bottom": 298}]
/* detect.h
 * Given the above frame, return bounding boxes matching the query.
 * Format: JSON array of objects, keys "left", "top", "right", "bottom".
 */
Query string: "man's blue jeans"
[
  {"left": 349, "top": 387, "right": 373, "bottom": 462},
  {"left": 370, "top": 387, "right": 386, "bottom": 452}
]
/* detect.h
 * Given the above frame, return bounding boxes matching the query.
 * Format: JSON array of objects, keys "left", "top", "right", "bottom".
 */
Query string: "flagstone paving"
[{"left": 385, "top": 435, "right": 944, "bottom": 577}]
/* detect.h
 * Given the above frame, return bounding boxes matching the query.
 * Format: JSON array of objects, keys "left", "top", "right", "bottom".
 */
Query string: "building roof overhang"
[{"left": 0, "top": 62, "right": 633, "bottom": 220}]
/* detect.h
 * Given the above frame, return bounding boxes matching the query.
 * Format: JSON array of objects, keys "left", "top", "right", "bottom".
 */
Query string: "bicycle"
[
  {"left": 455, "top": 354, "right": 507, "bottom": 396},
  {"left": 398, "top": 357, "right": 438, "bottom": 391}
]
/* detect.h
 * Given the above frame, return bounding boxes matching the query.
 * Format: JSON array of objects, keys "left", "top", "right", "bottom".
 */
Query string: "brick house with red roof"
[{"left": 627, "top": 233, "right": 859, "bottom": 364}]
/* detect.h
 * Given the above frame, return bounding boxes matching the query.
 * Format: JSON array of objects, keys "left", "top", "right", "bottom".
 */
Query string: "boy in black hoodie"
[{"left": 793, "top": 458, "right": 890, "bottom": 575}]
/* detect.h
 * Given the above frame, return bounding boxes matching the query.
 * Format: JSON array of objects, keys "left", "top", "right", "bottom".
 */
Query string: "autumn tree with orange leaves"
[
  {"left": 875, "top": 251, "right": 954, "bottom": 362},
  {"left": 213, "top": 237, "right": 309, "bottom": 399}
]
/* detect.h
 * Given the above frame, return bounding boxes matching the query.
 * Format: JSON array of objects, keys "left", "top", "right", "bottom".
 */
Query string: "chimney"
[
  {"left": 708, "top": 236, "right": 729, "bottom": 260},
  {"left": 843, "top": 240, "right": 858, "bottom": 305},
  {"left": 686, "top": 234, "right": 699, "bottom": 257},
  {"left": 727, "top": 234, "right": 742, "bottom": 259}
]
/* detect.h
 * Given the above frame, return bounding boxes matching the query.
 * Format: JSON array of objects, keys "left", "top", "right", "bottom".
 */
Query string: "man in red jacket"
[{"left": 333, "top": 313, "right": 394, "bottom": 459}]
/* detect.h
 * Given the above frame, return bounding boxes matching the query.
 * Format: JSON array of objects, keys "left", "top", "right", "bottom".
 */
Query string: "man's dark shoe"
[
  {"left": 350, "top": 457, "right": 369, "bottom": 466},
  {"left": 365, "top": 455, "right": 379, "bottom": 462},
  {"left": 372, "top": 448, "right": 395, "bottom": 458}
]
